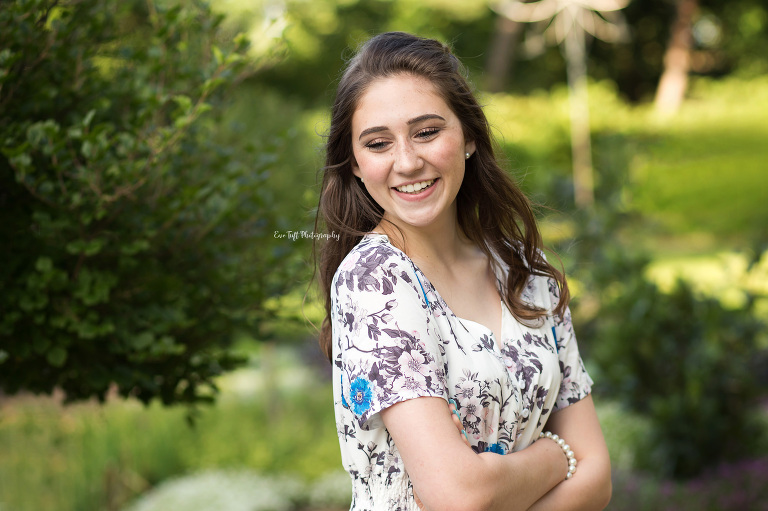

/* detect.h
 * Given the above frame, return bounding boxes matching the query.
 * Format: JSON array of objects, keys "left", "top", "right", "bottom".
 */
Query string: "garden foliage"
[
  {"left": 594, "top": 258, "right": 765, "bottom": 478},
  {"left": 0, "top": 0, "right": 292, "bottom": 406},
  {"left": 572, "top": 207, "right": 768, "bottom": 479}
]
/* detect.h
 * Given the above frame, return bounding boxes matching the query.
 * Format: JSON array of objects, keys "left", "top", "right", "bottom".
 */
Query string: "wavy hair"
[{"left": 313, "top": 32, "right": 569, "bottom": 361}]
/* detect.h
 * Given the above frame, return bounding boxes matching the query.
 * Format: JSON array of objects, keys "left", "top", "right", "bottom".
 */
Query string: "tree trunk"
[
  {"left": 485, "top": 15, "right": 523, "bottom": 93},
  {"left": 654, "top": 0, "right": 699, "bottom": 115},
  {"left": 564, "top": 26, "right": 594, "bottom": 209}
]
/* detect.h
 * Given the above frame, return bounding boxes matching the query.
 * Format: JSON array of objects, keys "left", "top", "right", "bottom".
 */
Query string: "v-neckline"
[{"left": 365, "top": 232, "right": 507, "bottom": 351}]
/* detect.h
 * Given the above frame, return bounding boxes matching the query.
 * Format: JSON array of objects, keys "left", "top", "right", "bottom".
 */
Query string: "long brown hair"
[{"left": 313, "top": 32, "right": 569, "bottom": 361}]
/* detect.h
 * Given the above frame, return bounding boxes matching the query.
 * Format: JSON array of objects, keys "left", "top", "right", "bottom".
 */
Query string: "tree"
[
  {"left": 0, "top": 0, "right": 294, "bottom": 407},
  {"left": 493, "top": 0, "right": 630, "bottom": 209},
  {"left": 243, "top": 0, "right": 495, "bottom": 107},
  {"left": 654, "top": 0, "right": 699, "bottom": 114},
  {"left": 485, "top": 15, "right": 524, "bottom": 92}
]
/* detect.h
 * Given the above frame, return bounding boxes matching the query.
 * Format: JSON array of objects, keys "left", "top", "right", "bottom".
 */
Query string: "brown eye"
[
  {"left": 365, "top": 139, "right": 389, "bottom": 151},
  {"left": 416, "top": 128, "right": 440, "bottom": 140}
]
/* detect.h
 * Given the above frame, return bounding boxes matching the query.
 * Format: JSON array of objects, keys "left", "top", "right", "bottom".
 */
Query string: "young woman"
[{"left": 314, "top": 32, "right": 611, "bottom": 511}]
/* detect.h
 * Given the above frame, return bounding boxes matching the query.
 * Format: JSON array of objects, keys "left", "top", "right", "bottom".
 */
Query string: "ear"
[{"left": 465, "top": 140, "right": 476, "bottom": 158}]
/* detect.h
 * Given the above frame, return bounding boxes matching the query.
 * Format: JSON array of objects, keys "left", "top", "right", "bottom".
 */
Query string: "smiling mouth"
[{"left": 394, "top": 179, "right": 437, "bottom": 194}]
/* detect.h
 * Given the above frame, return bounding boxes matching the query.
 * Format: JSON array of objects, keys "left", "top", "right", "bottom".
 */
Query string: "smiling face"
[{"left": 351, "top": 73, "right": 475, "bottom": 235}]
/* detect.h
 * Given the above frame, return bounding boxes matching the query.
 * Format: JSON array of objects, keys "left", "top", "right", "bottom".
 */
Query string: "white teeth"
[{"left": 396, "top": 179, "right": 435, "bottom": 193}]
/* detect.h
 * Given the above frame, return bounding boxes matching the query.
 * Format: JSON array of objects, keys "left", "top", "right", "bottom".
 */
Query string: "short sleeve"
[
  {"left": 548, "top": 277, "right": 593, "bottom": 411},
  {"left": 332, "top": 240, "right": 448, "bottom": 430}
]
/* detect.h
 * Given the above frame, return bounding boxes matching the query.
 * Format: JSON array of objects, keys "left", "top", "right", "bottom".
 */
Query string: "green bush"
[
  {"left": 0, "top": 0, "right": 294, "bottom": 406},
  {"left": 563, "top": 140, "right": 768, "bottom": 478},
  {"left": 584, "top": 250, "right": 767, "bottom": 478}
]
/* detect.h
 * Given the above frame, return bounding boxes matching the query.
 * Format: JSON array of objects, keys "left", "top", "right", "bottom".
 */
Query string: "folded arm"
[
  {"left": 381, "top": 396, "right": 570, "bottom": 511},
  {"left": 527, "top": 395, "right": 612, "bottom": 510}
]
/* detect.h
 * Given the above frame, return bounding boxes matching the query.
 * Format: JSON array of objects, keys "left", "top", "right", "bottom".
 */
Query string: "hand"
[{"left": 413, "top": 399, "right": 472, "bottom": 510}]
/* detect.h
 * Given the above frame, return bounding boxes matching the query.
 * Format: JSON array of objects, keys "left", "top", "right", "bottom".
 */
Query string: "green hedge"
[{"left": 0, "top": 0, "right": 294, "bottom": 406}]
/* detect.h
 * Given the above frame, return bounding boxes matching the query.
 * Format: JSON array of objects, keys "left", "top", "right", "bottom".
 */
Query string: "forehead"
[{"left": 352, "top": 74, "right": 453, "bottom": 131}]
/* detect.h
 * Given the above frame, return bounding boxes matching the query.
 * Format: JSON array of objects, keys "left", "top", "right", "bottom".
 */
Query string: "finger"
[
  {"left": 448, "top": 399, "right": 470, "bottom": 446},
  {"left": 448, "top": 403, "right": 462, "bottom": 424},
  {"left": 414, "top": 492, "right": 426, "bottom": 510},
  {"left": 460, "top": 428, "right": 471, "bottom": 447},
  {"left": 450, "top": 410, "right": 471, "bottom": 446},
  {"left": 451, "top": 410, "right": 462, "bottom": 430}
]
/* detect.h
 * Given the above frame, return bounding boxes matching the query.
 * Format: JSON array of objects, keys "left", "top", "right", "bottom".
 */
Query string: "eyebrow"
[{"left": 357, "top": 114, "right": 446, "bottom": 140}]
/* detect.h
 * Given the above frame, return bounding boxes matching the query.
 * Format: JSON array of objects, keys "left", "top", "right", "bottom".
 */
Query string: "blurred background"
[{"left": 1, "top": 0, "right": 767, "bottom": 509}]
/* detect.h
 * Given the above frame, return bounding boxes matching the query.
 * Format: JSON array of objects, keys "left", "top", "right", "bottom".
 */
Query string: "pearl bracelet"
[{"left": 539, "top": 431, "right": 577, "bottom": 480}]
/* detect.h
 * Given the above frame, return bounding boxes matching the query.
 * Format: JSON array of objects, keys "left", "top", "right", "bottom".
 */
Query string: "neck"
[{"left": 376, "top": 208, "right": 474, "bottom": 270}]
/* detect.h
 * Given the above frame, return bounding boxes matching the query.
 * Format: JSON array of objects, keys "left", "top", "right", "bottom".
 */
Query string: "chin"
[{"left": 399, "top": 216, "right": 442, "bottom": 230}]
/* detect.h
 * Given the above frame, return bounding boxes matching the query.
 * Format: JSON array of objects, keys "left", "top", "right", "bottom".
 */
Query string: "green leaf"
[
  {"left": 9, "top": 152, "right": 32, "bottom": 171},
  {"left": 33, "top": 336, "right": 50, "bottom": 354},
  {"left": 26, "top": 120, "right": 60, "bottom": 147},
  {"left": 35, "top": 257, "right": 53, "bottom": 272},
  {"left": 47, "top": 347, "right": 68, "bottom": 367},
  {"left": 172, "top": 94, "right": 193, "bottom": 112},
  {"left": 132, "top": 332, "right": 155, "bottom": 350},
  {"left": 212, "top": 45, "right": 224, "bottom": 65},
  {"left": 174, "top": 115, "right": 192, "bottom": 129},
  {"left": 81, "top": 140, "right": 94, "bottom": 159},
  {"left": 83, "top": 239, "right": 106, "bottom": 256},
  {"left": 225, "top": 52, "right": 244, "bottom": 66},
  {"left": 201, "top": 76, "right": 225, "bottom": 96},
  {"left": 120, "top": 239, "right": 150, "bottom": 255},
  {"left": 83, "top": 109, "right": 96, "bottom": 128},
  {"left": 233, "top": 33, "right": 249, "bottom": 51}
]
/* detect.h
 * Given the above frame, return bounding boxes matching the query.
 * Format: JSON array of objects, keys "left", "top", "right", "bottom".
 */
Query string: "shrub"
[
  {"left": 584, "top": 249, "right": 767, "bottom": 478},
  {"left": 0, "top": 0, "right": 294, "bottom": 406}
]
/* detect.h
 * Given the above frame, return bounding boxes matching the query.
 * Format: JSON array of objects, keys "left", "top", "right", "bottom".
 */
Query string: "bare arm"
[
  {"left": 381, "top": 396, "right": 570, "bottom": 511},
  {"left": 527, "top": 395, "right": 612, "bottom": 511}
]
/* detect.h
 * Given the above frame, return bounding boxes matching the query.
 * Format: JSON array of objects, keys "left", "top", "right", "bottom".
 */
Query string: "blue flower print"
[
  {"left": 350, "top": 377, "right": 374, "bottom": 415},
  {"left": 484, "top": 443, "right": 506, "bottom": 455}
]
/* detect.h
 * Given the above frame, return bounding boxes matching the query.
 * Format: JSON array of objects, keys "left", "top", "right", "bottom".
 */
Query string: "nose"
[{"left": 393, "top": 140, "right": 423, "bottom": 174}]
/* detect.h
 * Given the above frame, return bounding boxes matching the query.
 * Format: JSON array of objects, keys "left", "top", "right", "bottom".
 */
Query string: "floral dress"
[{"left": 331, "top": 233, "right": 592, "bottom": 510}]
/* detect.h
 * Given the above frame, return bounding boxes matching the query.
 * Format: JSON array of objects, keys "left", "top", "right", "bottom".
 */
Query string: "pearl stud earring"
[{"left": 465, "top": 152, "right": 471, "bottom": 160}]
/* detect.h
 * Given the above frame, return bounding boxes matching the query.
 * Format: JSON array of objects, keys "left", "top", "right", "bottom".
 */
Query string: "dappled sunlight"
[{"left": 646, "top": 250, "right": 768, "bottom": 311}]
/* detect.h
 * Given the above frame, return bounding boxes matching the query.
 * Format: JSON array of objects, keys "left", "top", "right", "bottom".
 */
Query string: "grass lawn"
[
  {"left": 483, "top": 76, "right": 768, "bottom": 256},
  {"left": 630, "top": 78, "right": 768, "bottom": 249},
  {"left": 634, "top": 130, "right": 767, "bottom": 237}
]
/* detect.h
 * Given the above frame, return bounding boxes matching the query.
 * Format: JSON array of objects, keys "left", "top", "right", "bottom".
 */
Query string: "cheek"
[
  {"left": 355, "top": 153, "right": 392, "bottom": 181},
  {"left": 434, "top": 144, "right": 459, "bottom": 165},
  {"left": 433, "top": 137, "right": 465, "bottom": 169}
]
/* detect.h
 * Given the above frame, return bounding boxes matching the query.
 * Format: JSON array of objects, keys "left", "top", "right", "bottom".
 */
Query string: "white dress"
[{"left": 331, "top": 233, "right": 593, "bottom": 510}]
